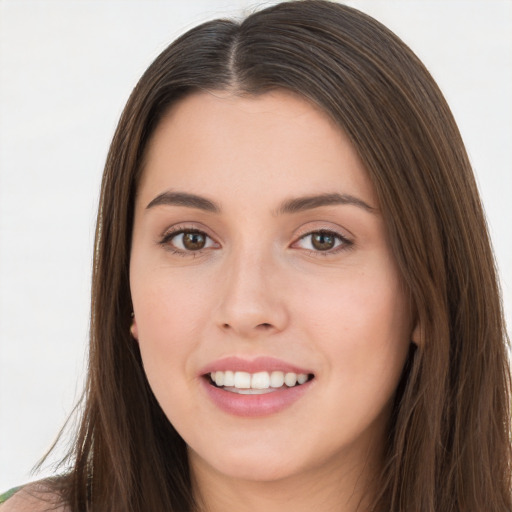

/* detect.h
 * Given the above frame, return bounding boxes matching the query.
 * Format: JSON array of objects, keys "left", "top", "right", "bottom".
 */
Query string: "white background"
[{"left": 1, "top": 0, "right": 510, "bottom": 491}]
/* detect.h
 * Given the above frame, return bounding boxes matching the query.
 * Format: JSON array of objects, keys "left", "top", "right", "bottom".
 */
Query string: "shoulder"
[{"left": 0, "top": 483, "right": 69, "bottom": 512}]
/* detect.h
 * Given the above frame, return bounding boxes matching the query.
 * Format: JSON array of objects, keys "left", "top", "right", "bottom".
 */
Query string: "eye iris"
[
  {"left": 311, "top": 232, "right": 335, "bottom": 251},
  {"left": 183, "top": 232, "right": 206, "bottom": 250}
]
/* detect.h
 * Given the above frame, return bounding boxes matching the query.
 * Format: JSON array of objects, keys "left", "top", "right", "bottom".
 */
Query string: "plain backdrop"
[{"left": 0, "top": 0, "right": 511, "bottom": 491}]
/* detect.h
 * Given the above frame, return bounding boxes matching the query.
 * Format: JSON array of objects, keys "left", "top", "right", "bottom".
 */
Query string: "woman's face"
[{"left": 130, "top": 90, "right": 414, "bottom": 487}]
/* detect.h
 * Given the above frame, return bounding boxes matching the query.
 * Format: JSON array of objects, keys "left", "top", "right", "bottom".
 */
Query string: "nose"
[{"left": 213, "top": 249, "right": 289, "bottom": 339}]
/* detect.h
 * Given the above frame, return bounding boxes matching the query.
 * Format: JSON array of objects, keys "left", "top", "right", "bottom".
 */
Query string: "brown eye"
[
  {"left": 311, "top": 232, "right": 336, "bottom": 251},
  {"left": 182, "top": 232, "right": 206, "bottom": 250},
  {"left": 294, "top": 229, "right": 351, "bottom": 254},
  {"left": 161, "top": 229, "right": 216, "bottom": 253}
]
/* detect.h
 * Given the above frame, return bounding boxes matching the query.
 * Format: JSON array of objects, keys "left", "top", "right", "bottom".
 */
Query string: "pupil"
[
  {"left": 312, "top": 232, "right": 335, "bottom": 250},
  {"left": 183, "top": 232, "right": 205, "bottom": 250}
]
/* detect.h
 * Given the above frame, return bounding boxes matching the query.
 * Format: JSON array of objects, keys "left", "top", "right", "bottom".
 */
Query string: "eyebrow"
[
  {"left": 146, "top": 191, "right": 377, "bottom": 215},
  {"left": 274, "top": 192, "right": 377, "bottom": 215},
  {"left": 146, "top": 191, "right": 220, "bottom": 212}
]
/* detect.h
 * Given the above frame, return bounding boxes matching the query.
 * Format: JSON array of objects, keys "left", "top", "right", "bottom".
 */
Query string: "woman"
[{"left": 2, "top": 1, "right": 510, "bottom": 510}]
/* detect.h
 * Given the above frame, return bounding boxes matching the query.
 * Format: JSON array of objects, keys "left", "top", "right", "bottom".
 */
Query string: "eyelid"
[
  {"left": 160, "top": 222, "right": 218, "bottom": 241},
  {"left": 293, "top": 222, "right": 353, "bottom": 243},
  {"left": 291, "top": 224, "right": 354, "bottom": 255},
  {"left": 158, "top": 224, "right": 220, "bottom": 255},
  {"left": 157, "top": 222, "right": 354, "bottom": 257},
  {"left": 295, "top": 230, "right": 350, "bottom": 246}
]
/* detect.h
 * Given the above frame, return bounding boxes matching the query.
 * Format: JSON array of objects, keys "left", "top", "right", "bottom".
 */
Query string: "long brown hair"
[{"left": 48, "top": 1, "right": 511, "bottom": 510}]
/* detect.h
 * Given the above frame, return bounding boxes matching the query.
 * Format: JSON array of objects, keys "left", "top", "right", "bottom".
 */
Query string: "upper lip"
[{"left": 199, "top": 356, "right": 314, "bottom": 376}]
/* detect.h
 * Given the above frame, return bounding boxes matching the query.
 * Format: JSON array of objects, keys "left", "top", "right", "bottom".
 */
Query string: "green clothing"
[{"left": 0, "top": 486, "right": 22, "bottom": 504}]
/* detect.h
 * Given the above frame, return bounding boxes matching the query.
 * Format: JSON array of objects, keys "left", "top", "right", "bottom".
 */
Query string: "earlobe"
[
  {"left": 130, "top": 314, "right": 139, "bottom": 340},
  {"left": 411, "top": 323, "right": 422, "bottom": 347}
]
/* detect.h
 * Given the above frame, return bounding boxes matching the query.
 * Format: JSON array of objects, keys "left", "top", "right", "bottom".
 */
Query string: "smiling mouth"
[{"left": 207, "top": 370, "right": 315, "bottom": 395}]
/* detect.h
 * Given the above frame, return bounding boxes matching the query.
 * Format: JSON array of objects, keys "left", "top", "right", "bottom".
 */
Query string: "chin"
[
  {"left": 188, "top": 440, "right": 310, "bottom": 484},
  {"left": 216, "top": 458, "right": 302, "bottom": 483}
]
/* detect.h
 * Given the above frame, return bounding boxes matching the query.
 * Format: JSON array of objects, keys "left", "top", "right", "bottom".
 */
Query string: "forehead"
[{"left": 138, "top": 90, "right": 377, "bottom": 210}]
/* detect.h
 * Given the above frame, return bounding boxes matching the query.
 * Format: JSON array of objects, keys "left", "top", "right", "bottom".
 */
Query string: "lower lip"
[{"left": 201, "top": 377, "right": 313, "bottom": 417}]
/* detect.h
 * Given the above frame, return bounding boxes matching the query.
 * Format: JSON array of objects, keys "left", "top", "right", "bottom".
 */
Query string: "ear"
[
  {"left": 411, "top": 322, "right": 422, "bottom": 347},
  {"left": 130, "top": 315, "right": 139, "bottom": 341}
]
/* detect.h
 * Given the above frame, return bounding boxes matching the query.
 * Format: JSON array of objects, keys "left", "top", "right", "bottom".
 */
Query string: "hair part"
[{"left": 44, "top": 2, "right": 511, "bottom": 510}]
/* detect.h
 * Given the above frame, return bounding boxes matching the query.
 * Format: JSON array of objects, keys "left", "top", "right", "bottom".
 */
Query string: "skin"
[{"left": 130, "top": 90, "right": 417, "bottom": 512}]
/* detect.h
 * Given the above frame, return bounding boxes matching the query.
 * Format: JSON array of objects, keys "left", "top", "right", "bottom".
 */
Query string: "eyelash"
[
  {"left": 159, "top": 227, "right": 214, "bottom": 258},
  {"left": 158, "top": 226, "right": 353, "bottom": 257},
  {"left": 294, "top": 229, "right": 353, "bottom": 256}
]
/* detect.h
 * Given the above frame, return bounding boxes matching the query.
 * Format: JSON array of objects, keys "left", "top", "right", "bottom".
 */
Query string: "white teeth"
[
  {"left": 223, "top": 370, "right": 235, "bottom": 387},
  {"left": 297, "top": 373, "right": 308, "bottom": 385},
  {"left": 284, "top": 372, "right": 297, "bottom": 387},
  {"left": 270, "top": 371, "right": 285, "bottom": 388},
  {"left": 214, "top": 371, "right": 224, "bottom": 386},
  {"left": 210, "top": 370, "right": 310, "bottom": 390},
  {"left": 233, "top": 371, "right": 251, "bottom": 389},
  {"left": 251, "top": 371, "right": 270, "bottom": 389},
  {"left": 224, "top": 387, "right": 277, "bottom": 395}
]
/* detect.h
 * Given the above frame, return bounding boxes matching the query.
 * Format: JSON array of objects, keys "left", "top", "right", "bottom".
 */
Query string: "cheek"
[
  {"left": 133, "top": 265, "right": 212, "bottom": 332},
  {"left": 130, "top": 270, "right": 213, "bottom": 390},
  {"left": 292, "top": 270, "right": 411, "bottom": 444},
  {"left": 295, "top": 263, "right": 411, "bottom": 388},
  {"left": 300, "top": 263, "right": 409, "bottom": 329},
  {"left": 131, "top": 275, "right": 213, "bottom": 432}
]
